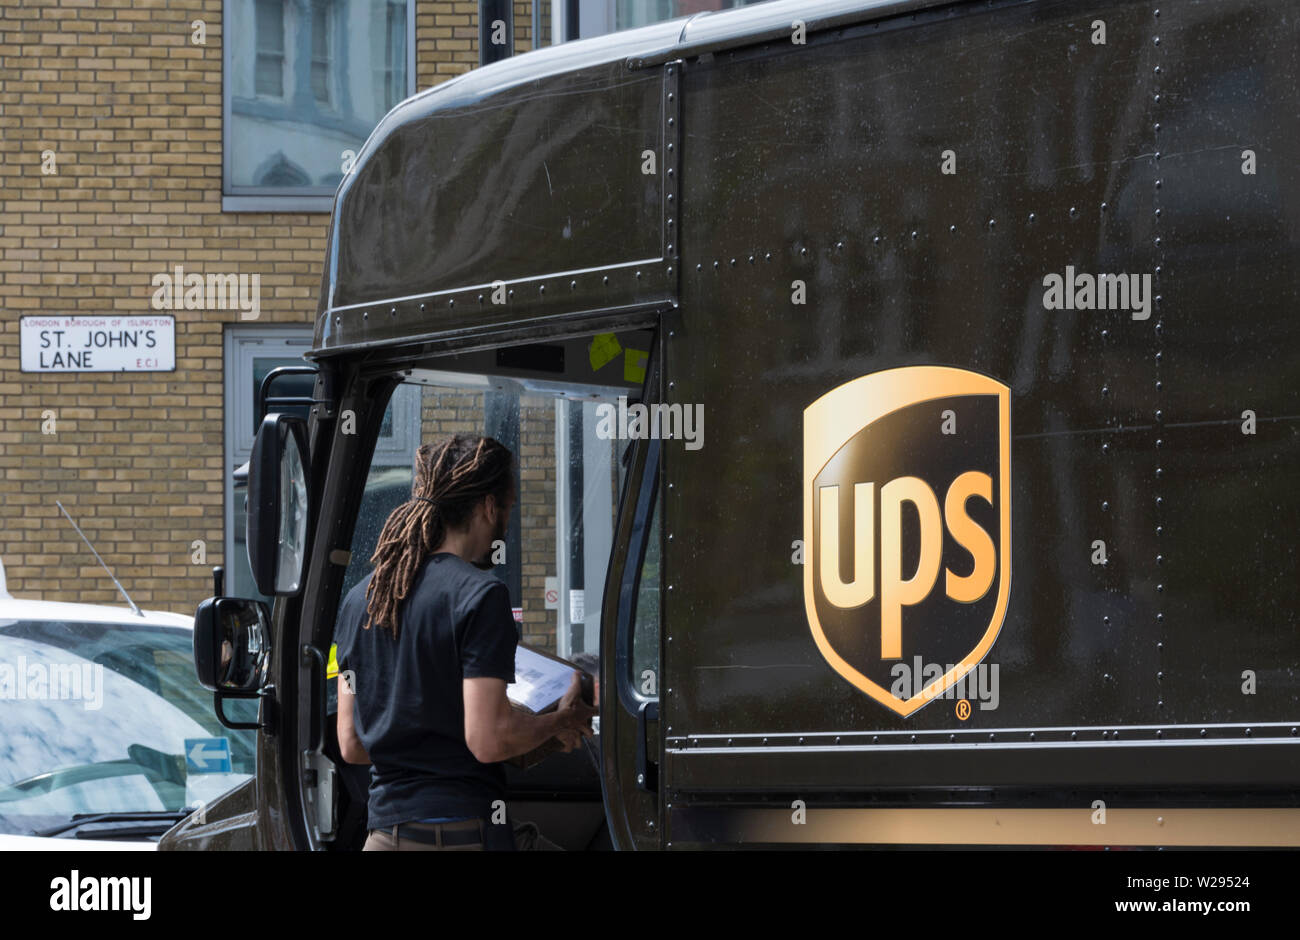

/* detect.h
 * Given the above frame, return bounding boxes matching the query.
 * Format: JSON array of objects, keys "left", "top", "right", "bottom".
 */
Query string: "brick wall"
[
  {"left": 417, "top": 0, "right": 549, "bottom": 88},
  {"left": 0, "top": 0, "right": 550, "bottom": 612}
]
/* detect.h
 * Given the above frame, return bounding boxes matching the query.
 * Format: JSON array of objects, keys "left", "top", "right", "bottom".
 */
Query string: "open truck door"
[{"left": 598, "top": 358, "right": 664, "bottom": 850}]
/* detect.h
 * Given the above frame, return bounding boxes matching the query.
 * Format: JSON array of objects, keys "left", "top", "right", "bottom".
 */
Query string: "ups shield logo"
[{"left": 803, "top": 366, "right": 1011, "bottom": 717}]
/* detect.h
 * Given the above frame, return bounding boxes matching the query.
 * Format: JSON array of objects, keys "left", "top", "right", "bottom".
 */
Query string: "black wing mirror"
[
  {"left": 194, "top": 596, "right": 273, "bottom": 731},
  {"left": 247, "top": 413, "right": 311, "bottom": 596}
]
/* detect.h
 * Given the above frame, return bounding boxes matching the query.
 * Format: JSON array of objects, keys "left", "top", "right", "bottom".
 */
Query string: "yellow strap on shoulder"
[{"left": 326, "top": 642, "right": 339, "bottom": 679}]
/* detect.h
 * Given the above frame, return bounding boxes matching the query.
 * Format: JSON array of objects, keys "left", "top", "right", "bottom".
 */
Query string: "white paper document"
[{"left": 507, "top": 646, "right": 577, "bottom": 714}]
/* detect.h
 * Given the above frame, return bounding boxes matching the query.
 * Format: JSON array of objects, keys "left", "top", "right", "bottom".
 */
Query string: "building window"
[
  {"left": 380, "top": 0, "right": 407, "bottom": 115},
  {"left": 311, "top": 0, "right": 335, "bottom": 108},
  {"left": 560, "top": 0, "right": 775, "bottom": 39},
  {"left": 254, "top": 0, "right": 286, "bottom": 97},
  {"left": 224, "top": 0, "right": 414, "bottom": 212}
]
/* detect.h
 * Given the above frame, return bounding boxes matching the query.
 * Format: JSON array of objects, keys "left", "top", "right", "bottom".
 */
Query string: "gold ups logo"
[{"left": 803, "top": 367, "right": 1010, "bottom": 717}]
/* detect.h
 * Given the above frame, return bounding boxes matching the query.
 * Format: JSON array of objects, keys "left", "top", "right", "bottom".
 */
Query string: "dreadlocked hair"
[{"left": 363, "top": 434, "right": 515, "bottom": 638}]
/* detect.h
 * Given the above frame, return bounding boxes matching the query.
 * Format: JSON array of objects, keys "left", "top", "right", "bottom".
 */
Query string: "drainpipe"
[{"left": 479, "top": 0, "right": 514, "bottom": 66}]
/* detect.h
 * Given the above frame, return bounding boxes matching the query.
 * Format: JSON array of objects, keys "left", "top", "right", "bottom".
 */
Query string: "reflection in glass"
[
  {"left": 614, "top": 0, "right": 774, "bottom": 31},
  {"left": 218, "top": 602, "right": 269, "bottom": 691},
  {"left": 228, "top": 0, "right": 410, "bottom": 194},
  {"left": 275, "top": 428, "right": 309, "bottom": 594},
  {"left": 0, "top": 620, "right": 256, "bottom": 835},
  {"left": 631, "top": 503, "right": 660, "bottom": 697},
  {"left": 342, "top": 375, "right": 628, "bottom": 660},
  {"left": 255, "top": 0, "right": 286, "bottom": 97}
]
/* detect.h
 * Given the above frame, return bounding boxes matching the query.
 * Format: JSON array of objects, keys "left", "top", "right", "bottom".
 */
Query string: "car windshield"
[{"left": 0, "top": 617, "right": 255, "bottom": 836}]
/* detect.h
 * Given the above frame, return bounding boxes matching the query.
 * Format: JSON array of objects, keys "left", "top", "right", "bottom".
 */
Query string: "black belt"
[{"left": 389, "top": 819, "right": 483, "bottom": 847}]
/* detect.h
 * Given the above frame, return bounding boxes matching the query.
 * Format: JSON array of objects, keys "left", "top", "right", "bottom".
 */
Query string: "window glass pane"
[
  {"left": 254, "top": 0, "right": 285, "bottom": 97},
  {"left": 255, "top": 56, "right": 283, "bottom": 98},
  {"left": 631, "top": 496, "right": 660, "bottom": 697},
  {"left": 312, "top": 4, "right": 329, "bottom": 57},
  {"left": 611, "top": 0, "right": 774, "bottom": 32},
  {"left": 383, "top": 1, "right": 406, "bottom": 112},
  {"left": 228, "top": 0, "right": 410, "bottom": 194},
  {"left": 311, "top": 2, "right": 331, "bottom": 105},
  {"left": 340, "top": 333, "right": 649, "bottom": 666},
  {"left": 255, "top": 0, "right": 284, "bottom": 47}
]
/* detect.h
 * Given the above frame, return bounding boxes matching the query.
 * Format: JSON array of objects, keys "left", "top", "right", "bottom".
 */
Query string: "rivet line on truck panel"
[{"left": 667, "top": 724, "right": 1292, "bottom": 749}]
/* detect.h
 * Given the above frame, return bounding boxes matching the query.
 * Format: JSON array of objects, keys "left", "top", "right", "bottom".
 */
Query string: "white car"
[{"left": 0, "top": 558, "right": 256, "bottom": 849}]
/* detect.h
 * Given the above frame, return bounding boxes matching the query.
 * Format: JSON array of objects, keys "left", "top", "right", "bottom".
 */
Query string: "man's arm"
[
  {"left": 336, "top": 674, "right": 371, "bottom": 764},
  {"left": 463, "top": 672, "right": 595, "bottom": 764}
]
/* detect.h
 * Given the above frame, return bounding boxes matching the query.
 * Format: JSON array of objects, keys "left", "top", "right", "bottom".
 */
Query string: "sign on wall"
[{"left": 20, "top": 316, "right": 176, "bottom": 372}]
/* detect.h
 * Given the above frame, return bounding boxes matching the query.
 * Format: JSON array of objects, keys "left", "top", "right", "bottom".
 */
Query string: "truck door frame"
[
  {"left": 291, "top": 315, "right": 669, "bottom": 848},
  {"left": 600, "top": 336, "right": 664, "bottom": 850}
]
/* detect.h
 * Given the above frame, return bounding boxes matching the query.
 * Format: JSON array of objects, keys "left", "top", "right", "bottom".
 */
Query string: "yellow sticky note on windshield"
[
  {"left": 624, "top": 348, "right": 648, "bottom": 384},
  {"left": 589, "top": 333, "right": 622, "bottom": 371},
  {"left": 326, "top": 643, "right": 339, "bottom": 679}
]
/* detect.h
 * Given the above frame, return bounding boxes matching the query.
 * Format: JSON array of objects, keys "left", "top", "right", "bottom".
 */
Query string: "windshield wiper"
[{"left": 34, "top": 810, "right": 192, "bottom": 839}]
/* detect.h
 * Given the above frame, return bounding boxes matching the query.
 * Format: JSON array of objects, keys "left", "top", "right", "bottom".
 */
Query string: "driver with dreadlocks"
[{"left": 333, "top": 434, "right": 596, "bottom": 851}]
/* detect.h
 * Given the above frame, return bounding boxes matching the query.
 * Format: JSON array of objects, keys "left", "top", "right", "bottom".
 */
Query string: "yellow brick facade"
[{"left": 0, "top": 0, "right": 552, "bottom": 612}]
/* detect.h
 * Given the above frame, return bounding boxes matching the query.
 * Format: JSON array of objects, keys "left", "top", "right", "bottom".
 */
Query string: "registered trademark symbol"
[{"left": 956, "top": 699, "right": 972, "bottom": 720}]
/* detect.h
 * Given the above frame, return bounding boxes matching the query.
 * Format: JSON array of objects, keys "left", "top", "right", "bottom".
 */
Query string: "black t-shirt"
[{"left": 333, "top": 552, "right": 518, "bottom": 829}]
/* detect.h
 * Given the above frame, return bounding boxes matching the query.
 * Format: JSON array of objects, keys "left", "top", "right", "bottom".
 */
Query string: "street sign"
[
  {"left": 19, "top": 316, "right": 176, "bottom": 372},
  {"left": 185, "top": 737, "right": 232, "bottom": 774}
]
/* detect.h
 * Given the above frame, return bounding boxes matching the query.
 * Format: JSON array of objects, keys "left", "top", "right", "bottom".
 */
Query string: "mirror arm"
[{"left": 214, "top": 685, "right": 277, "bottom": 734}]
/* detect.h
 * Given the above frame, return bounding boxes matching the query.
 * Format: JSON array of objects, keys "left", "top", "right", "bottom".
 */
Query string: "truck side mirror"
[
  {"left": 247, "top": 414, "right": 311, "bottom": 596},
  {"left": 194, "top": 596, "right": 271, "bottom": 693},
  {"left": 193, "top": 595, "right": 274, "bottom": 732}
]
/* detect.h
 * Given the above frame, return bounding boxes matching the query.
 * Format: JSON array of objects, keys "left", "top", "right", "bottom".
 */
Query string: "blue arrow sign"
[{"left": 185, "top": 737, "right": 232, "bottom": 774}]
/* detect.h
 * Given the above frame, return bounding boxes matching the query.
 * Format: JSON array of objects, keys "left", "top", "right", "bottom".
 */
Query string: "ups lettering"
[{"left": 817, "top": 470, "right": 995, "bottom": 658}]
